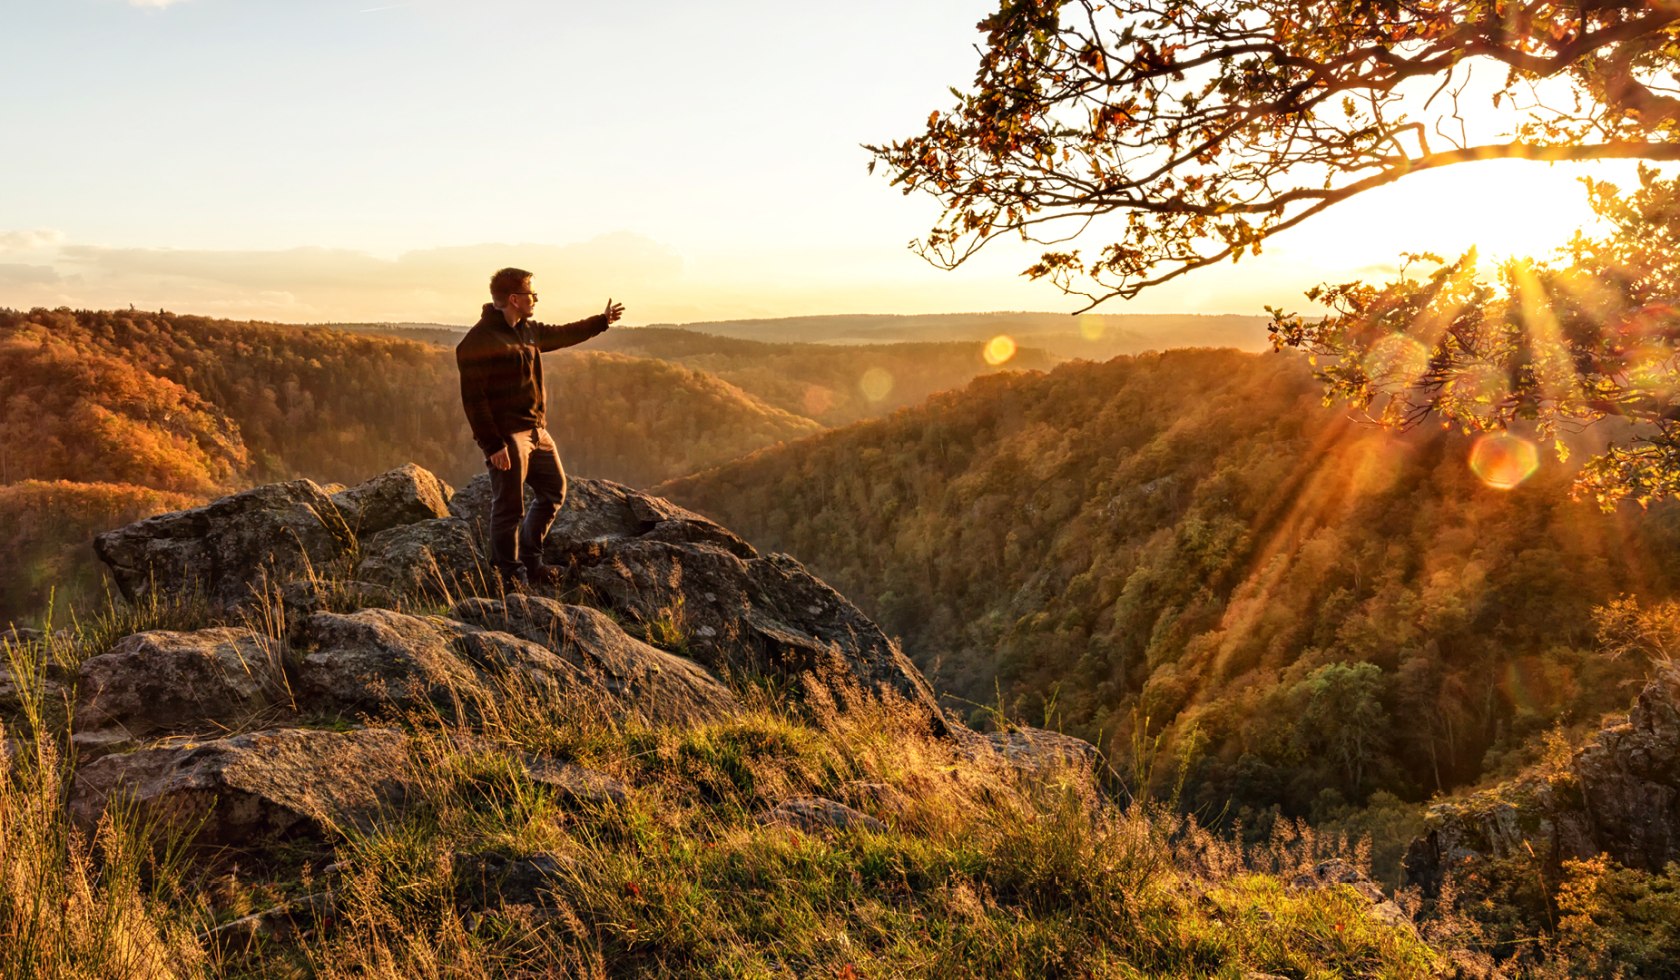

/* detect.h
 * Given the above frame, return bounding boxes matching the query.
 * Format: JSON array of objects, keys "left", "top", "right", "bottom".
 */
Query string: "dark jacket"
[{"left": 455, "top": 303, "right": 609, "bottom": 458}]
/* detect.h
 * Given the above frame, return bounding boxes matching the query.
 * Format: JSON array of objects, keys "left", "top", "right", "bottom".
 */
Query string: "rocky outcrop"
[
  {"left": 73, "top": 627, "right": 289, "bottom": 757},
  {"left": 90, "top": 466, "right": 966, "bottom": 736},
  {"left": 330, "top": 463, "right": 453, "bottom": 538},
  {"left": 1406, "top": 663, "right": 1680, "bottom": 893},
  {"left": 71, "top": 727, "right": 412, "bottom": 845},
  {"left": 448, "top": 473, "right": 945, "bottom": 729},
  {"left": 293, "top": 609, "right": 484, "bottom": 718},
  {"left": 94, "top": 479, "right": 354, "bottom": 607},
  {"left": 353, "top": 517, "right": 482, "bottom": 598},
  {"left": 451, "top": 595, "right": 743, "bottom": 727}
]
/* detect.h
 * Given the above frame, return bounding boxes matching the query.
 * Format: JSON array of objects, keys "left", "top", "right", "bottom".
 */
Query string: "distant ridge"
[
  {"left": 308, "top": 312, "right": 1274, "bottom": 359},
  {"left": 641, "top": 311, "right": 1271, "bottom": 358}
]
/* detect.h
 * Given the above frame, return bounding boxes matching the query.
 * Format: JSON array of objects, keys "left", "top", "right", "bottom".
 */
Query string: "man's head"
[{"left": 489, "top": 267, "right": 537, "bottom": 317}]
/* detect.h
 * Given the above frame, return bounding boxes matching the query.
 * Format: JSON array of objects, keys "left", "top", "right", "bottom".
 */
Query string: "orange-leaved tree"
[{"left": 871, "top": 0, "right": 1680, "bottom": 503}]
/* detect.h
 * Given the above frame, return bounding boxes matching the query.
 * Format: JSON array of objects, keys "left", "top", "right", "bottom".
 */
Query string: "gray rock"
[
  {"left": 975, "top": 726, "right": 1102, "bottom": 774},
  {"left": 543, "top": 476, "right": 756, "bottom": 559},
  {"left": 450, "top": 595, "right": 743, "bottom": 727},
  {"left": 294, "top": 609, "right": 482, "bottom": 718},
  {"left": 549, "top": 535, "right": 944, "bottom": 731},
  {"left": 0, "top": 627, "right": 45, "bottom": 650},
  {"left": 94, "top": 479, "right": 354, "bottom": 608},
  {"left": 70, "top": 727, "right": 410, "bottom": 845},
  {"left": 446, "top": 472, "right": 492, "bottom": 546},
  {"left": 757, "top": 798, "right": 886, "bottom": 834},
  {"left": 331, "top": 464, "right": 454, "bottom": 539},
  {"left": 519, "top": 755, "right": 631, "bottom": 807},
  {"left": 73, "top": 627, "right": 289, "bottom": 758},
  {"left": 353, "top": 517, "right": 485, "bottom": 599}
]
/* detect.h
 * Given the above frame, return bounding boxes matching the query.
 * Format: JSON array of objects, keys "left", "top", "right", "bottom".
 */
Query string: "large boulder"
[
  {"left": 296, "top": 604, "right": 740, "bottom": 729},
  {"left": 73, "top": 627, "right": 289, "bottom": 757},
  {"left": 353, "top": 517, "right": 484, "bottom": 599},
  {"left": 450, "top": 595, "right": 743, "bottom": 727},
  {"left": 94, "top": 479, "right": 354, "bottom": 607},
  {"left": 330, "top": 463, "right": 453, "bottom": 539},
  {"left": 448, "top": 474, "right": 755, "bottom": 559},
  {"left": 1405, "top": 663, "right": 1680, "bottom": 894},
  {"left": 70, "top": 727, "right": 410, "bottom": 846},
  {"left": 549, "top": 534, "right": 944, "bottom": 731},
  {"left": 293, "top": 609, "right": 483, "bottom": 719}
]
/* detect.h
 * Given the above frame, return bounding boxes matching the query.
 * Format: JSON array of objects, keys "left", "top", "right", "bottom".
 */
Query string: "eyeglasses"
[{"left": 510, "top": 291, "right": 539, "bottom": 301}]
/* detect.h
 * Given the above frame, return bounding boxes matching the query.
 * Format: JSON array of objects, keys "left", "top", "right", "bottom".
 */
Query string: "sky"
[{"left": 0, "top": 0, "right": 1651, "bottom": 326}]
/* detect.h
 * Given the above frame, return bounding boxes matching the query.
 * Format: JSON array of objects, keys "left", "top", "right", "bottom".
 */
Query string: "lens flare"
[
  {"left": 983, "top": 335, "right": 1018, "bottom": 365},
  {"left": 1079, "top": 316, "right": 1105, "bottom": 341},
  {"left": 1363, "top": 334, "right": 1431, "bottom": 389},
  {"left": 1469, "top": 432, "right": 1539, "bottom": 490},
  {"left": 801, "top": 385, "right": 835, "bottom": 417},
  {"left": 859, "top": 367, "right": 894, "bottom": 402}
]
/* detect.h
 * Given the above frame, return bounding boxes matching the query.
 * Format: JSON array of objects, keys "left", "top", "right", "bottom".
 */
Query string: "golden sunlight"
[
  {"left": 982, "top": 335, "right": 1017, "bottom": 366},
  {"left": 1469, "top": 432, "right": 1540, "bottom": 490}
]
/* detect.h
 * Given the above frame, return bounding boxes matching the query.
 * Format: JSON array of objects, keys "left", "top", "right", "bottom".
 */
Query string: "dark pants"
[{"left": 488, "top": 428, "right": 567, "bottom": 578}]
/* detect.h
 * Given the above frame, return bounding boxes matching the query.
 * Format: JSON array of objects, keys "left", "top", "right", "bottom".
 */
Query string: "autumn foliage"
[{"left": 663, "top": 349, "right": 1680, "bottom": 824}]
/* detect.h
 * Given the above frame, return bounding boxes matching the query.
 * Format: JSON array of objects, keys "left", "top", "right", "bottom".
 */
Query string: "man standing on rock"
[{"left": 456, "top": 267, "right": 623, "bottom": 586}]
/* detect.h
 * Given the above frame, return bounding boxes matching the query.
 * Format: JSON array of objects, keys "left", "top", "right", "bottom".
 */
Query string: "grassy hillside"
[
  {"left": 0, "top": 549, "right": 1456, "bottom": 978},
  {"left": 659, "top": 349, "right": 1679, "bottom": 825}
]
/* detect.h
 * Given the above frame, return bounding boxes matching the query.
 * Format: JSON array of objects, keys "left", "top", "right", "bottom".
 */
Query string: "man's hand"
[
  {"left": 604, "top": 298, "right": 625, "bottom": 325},
  {"left": 489, "top": 447, "right": 511, "bottom": 471}
]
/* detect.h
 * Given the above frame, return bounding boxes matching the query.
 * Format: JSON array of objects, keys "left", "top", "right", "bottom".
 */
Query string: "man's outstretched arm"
[{"left": 531, "top": 299, "right": 624, "bottom": 351}]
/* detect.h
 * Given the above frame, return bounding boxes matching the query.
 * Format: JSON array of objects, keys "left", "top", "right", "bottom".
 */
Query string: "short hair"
[{"left": 488, "top": 267, "right": 533, "bottom": 305}]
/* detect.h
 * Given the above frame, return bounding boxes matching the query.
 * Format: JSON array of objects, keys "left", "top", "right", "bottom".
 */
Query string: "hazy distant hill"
[
  {"left": 308, "top": 312, "right": 1274, "bottom": 360},
  {"left": 644, "top": 311, "right": 1271, "bottom": 359},
  {"left": 591, "top": 327, "right": 1061, "bottom": 425},
  {"left": 659, "top": 349, "right": 1678, "bottom": 821}
]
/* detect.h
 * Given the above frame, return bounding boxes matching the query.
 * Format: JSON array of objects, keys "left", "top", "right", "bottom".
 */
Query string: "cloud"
[
  {"left": 0, "top": 229, "right": 65, "bottom": 252},
  {"left": 0, "top": 264, "right": 66, "bottom": 287}
]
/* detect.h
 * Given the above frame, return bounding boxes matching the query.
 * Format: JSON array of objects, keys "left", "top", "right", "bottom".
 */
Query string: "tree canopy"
[{"left": 871, "top": 0, "right": 1680, "bottom": 502}]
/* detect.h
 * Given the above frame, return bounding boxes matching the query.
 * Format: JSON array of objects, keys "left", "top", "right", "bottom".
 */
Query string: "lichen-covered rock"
[
  {"left": 1405, "top": 663, "right": 1680, "bottom": 894},
  {"left": 94, "top": 479, "right": 353, "bottom": 607},
  {"left": 293, "top": 609, "right": 483, "bottom": 717},
  {"left": 70, "top": 727, "right": 410, "bottom": 845},
  {"left": 331, "top": 463, "right": 454, "bottom": 539},
  {"left": 451, "top": 595, "right": 743, "bottom": 727},
  {"left": 73, "top": 627, "right": 288, "bottom": 758},
  {"left": 353, "top": 517, "right": 483, "bottom": 598}
]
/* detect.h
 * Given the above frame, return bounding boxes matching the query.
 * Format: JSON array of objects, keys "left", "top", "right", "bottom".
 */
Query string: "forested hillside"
[{"left": 660, "top": 349, "right": 1679, "bottom": 823}]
